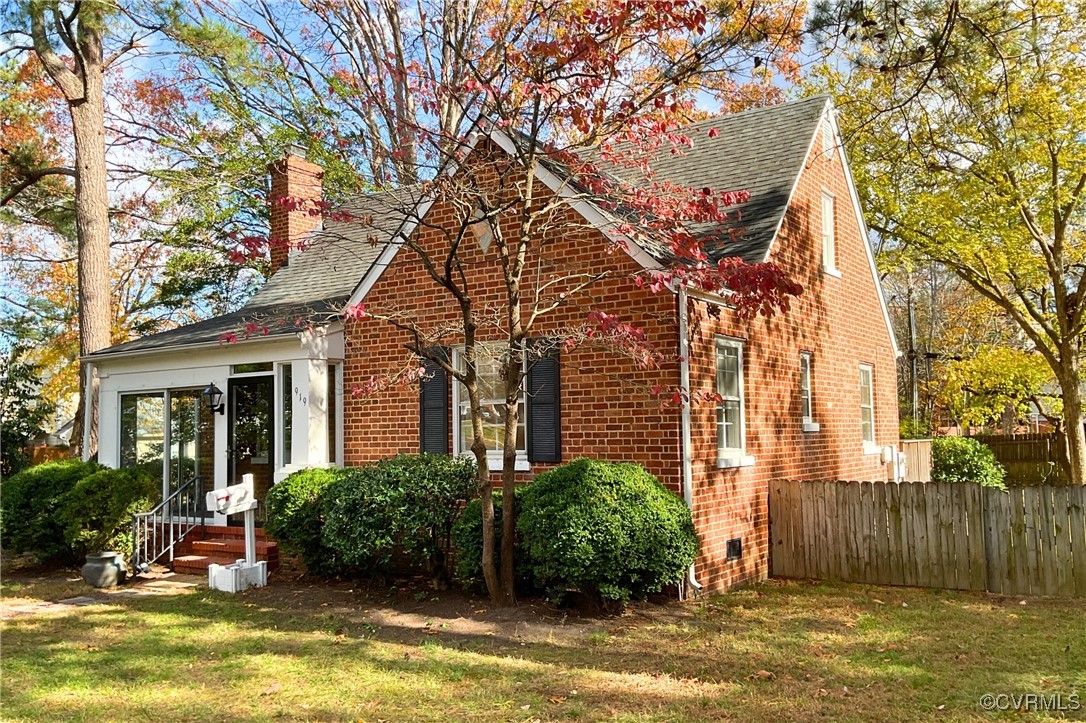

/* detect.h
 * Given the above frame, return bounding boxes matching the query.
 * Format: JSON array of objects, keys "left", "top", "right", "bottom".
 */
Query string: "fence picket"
[{"left": 768, "top": 480, "right": 1084, "bottom": 598}]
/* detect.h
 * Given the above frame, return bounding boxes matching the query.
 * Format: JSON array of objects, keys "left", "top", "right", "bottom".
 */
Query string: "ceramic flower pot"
[{"left": 81, "top": 551, "right": 128, "bottom": 588}]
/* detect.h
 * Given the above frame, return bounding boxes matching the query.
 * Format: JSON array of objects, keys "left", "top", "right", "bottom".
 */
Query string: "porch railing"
[{"left": 131, "top": 475, "right": 205, "bottom": 573}]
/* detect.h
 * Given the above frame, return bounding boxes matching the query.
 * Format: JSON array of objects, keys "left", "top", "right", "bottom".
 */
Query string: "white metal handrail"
[{"left": 131, "top": 475, "right": 205, "bottom": 573}]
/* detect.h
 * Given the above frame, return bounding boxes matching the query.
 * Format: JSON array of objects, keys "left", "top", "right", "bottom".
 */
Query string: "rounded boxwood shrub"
[
  {"left": 0, "top": 459, "right": 101, "bottom": 563},
  {"left": 264, "top": 467, "right": 343, "bottom": 574},
  {"left": 322, "top": 454, "right": 476, "bottom": 583},
  {"left": 57, "top": 467, "right": 158, "bottom": 558},
  {"left": 452, "top": 490, "right": 532, "bottom": 592},
  {"left": 517, "top": 458, "right": 698, "bottom": 605},
  {"left": 931, "top": 436, "right": 1007, "bottom": 489}
]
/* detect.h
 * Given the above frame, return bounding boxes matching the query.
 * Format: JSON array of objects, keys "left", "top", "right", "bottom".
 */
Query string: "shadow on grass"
[{"left": 2, "top": 579, "right": 1084, "bottom": 721}]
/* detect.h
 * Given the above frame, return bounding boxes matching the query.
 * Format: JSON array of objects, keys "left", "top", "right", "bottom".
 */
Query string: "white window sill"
[
  {"left": 863, "top": 443, "right": 882, "bottom": 456},
  {"left": 802, "top": 421, "right": 821, "bottom": 433},
  {"left": 823, "top": 267, "right": 842, "bottom": 279},
  {"left": 468, "top": 453, "right": 530, "bottom": 472},
  {"left": 717, "top": 455, "right": 756, "bottom": 469}
]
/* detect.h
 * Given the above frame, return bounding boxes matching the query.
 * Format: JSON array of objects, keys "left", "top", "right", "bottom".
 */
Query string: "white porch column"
[{"left": 306, "top": 359, "right": 330, "bottom": 464}]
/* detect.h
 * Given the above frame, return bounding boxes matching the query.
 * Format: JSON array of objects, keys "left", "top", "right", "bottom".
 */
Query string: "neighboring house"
[{"left": 85, "top": 96, "right": 899, "bottom": 590}]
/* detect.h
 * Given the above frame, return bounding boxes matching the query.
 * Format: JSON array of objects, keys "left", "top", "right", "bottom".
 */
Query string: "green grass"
[{"left": 1, "top": 577, "right": 1084, "bottom": 721}]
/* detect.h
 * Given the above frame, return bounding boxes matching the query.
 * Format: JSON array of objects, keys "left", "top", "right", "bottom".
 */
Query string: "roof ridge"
[{"left": 675, "top": 95, "right": 830, "bottom": 133}]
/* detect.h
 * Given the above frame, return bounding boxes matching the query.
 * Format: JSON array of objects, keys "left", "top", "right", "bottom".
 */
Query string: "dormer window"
[{"left": 470, "top": 207, "right": 493, "bottom": 251}]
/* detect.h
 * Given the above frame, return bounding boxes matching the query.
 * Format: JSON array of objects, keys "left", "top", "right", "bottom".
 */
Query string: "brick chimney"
[{"left": 268, "top": 146, "right": 323, "bottom": 275}]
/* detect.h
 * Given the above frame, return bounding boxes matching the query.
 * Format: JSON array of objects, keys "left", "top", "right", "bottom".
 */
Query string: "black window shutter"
[
  {"left": 419, "top": 347, "right": 450, "bottom": 455},
  {"left": 527, "top": 341, "right": 561, "bottom": 463}
]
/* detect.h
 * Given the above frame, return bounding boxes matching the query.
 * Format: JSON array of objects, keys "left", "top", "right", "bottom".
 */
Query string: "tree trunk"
[
  {"left": 29, "top": 7, "right": 112, "bottom": 460},
  {"left": 500, "top": 341, "right": 523, "bottom": 604},
  {"left": 463, "top": 332, "right": 509, "bottom": 604},
  {"left": 70, "top": 88, "right": 112, "bottom": 459},
  {"left": 1057, "top": 359, "right": 1086, "bottom": 485}
]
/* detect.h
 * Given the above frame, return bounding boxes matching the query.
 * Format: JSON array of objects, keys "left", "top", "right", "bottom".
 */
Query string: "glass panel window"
[
  {"left": 860, "top": 365, "right": 875, "bottom": 443},
  {"left": 800, "top": 352, "right": 813, "bottom": 422},
  {"left": 232, "top": 362, "right": 273, "bottom": 374},
  {"left": 280, "top": 364, "right": 293, "bottom": 466},
  {"left": 715, "top": 338, "right": 745, "bottom": 458},
  {"left": 327, "top": 363, "right": 339, "bottom": 464},
  {"left": 821, "top": 191, "right": 836, "bottom": 272},
  {"left": 455, "top": 345, "right": 526, "bottom": 458},
  {"left": 120, "top": 393, "right": 165, "bottom": 488}
]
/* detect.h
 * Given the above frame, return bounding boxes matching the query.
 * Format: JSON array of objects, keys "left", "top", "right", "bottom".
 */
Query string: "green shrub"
[
  {"left": 899, "top": 417, "right": 932, "bottom": 440},
  {"left": 57, "top": 468, "right": 158, "bottom": 558},
  {"left": 517, "top": 458, "right": 698, "bottom": 605},
  {"left": 0, "top": 459, "right": 101, "bottom": 563},
  {"left": 264, "top": 467, "right": 343, "bottom": 574},
  {"left": 452, "top": 490, "right": 532, "bottom": 592},
  {"left": 322, "top": 454, "right": 476, "bottom": 583},
  {"left": 931, "top": 437, "right": 1007, "bottom": 489}
]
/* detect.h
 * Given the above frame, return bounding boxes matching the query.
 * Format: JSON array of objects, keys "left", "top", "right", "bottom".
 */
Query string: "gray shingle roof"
[
  {"left": 90, "top": 98, "right": 827, "bottom": 357},
  {"left": 603, "top": 95, "right": 829, "bottom": 264},
  {"left": 88, "top": 186, "right": 421, "bottom": 357}
]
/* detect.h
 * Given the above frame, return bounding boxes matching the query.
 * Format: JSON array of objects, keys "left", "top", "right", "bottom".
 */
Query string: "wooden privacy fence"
[
  {"left": 770, "top": 480, "right": 1086, "bottom": 597},
  {"left": 969, "top": 432, "right": 1067, "bottom": 486}
]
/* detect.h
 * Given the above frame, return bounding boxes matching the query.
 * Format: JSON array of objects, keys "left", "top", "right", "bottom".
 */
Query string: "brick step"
[
  {"left": 173, "top": 554, "right": 280, "bottom": 575},
  {"left": 172, "top": 555, "right": 238, "bottom": 573},
  {"left": 196, "top": 524, "right": 270, "bottom": 541},
  {"left": 189, "top": 539, "right": 279, "bottom": 557}
]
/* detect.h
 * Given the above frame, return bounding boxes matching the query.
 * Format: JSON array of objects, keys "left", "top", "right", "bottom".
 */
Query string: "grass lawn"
[{"left": 1, "top": 573, "right": 1084, "bottom": 722}]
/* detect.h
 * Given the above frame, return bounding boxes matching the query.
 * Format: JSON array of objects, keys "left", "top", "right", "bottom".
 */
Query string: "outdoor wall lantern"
[{"left": 203, "top": 384, "right": 226, "bottom": 415}]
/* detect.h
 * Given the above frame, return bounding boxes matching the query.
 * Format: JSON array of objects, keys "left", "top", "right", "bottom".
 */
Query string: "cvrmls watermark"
[{"left": 978, "top": 693, "right": 1081, "bottom": 712}]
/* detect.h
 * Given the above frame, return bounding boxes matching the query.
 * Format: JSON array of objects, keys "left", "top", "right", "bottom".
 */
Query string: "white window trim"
[
  {"left": 451, "top": 347, "right": 530, "bottom": 471},
  {"left": 715, "top": 336, "right": 750, "bottom": 468},
  {"left": 821, "top": 190, "right": 840, "bottom": 276},
  {"left": 799, "top": 351, "right": 819, "bottom": 432},
  {"left": 860, "top": 363, "right": 878, "bottom": 452}
]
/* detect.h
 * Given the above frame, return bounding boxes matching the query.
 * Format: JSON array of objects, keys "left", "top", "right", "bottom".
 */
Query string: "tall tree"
[
  {"left": 317, "top": 0, "right": 804, "bottom": 604},
  {"left": 4, "top": 1, "right": 123, "bottom": 457},
  {"left": 814, "top": 0, "right": 1086, "bottom": 483}
]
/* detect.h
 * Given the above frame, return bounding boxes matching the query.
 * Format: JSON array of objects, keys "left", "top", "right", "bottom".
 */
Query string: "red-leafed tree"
[{"left": 304, "top": 0, "right": 802, "bottom": 605}]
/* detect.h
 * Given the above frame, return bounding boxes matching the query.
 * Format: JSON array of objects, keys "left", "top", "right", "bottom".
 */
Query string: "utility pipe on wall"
[{"left": 677, "top": 285, "right": 703, "bottom": 594}]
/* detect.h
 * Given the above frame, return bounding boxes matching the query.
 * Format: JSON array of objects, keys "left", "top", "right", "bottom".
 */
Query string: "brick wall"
[
  {"left": 342, "top": 142, "right": 682, "bottom": 490},
  {"left": 341, "top": 129, "right": 899, "bottom": 593},
  {"left": 684, "top": 118, "right": 900, "bottom": 591},
  {"left": 268, "top": 153, "right": 323, "bottom": 275}
]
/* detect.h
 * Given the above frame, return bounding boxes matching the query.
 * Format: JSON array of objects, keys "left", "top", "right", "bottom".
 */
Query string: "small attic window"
[
  {"left": 469, "top": 207, "right": 493, "bottom": 252},
  {"left": 822, "top": 120, "right": 834, "bottom": 160}
]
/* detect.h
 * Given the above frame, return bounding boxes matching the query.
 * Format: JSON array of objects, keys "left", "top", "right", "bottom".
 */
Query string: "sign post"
[{"left": 204, "top": 474, "right": 268, "bottom": 592}]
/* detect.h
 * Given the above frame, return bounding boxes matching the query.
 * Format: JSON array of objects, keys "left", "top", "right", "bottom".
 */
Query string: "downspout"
[{"left": 677, "top": 285, "right": 703, "bottom": 593}]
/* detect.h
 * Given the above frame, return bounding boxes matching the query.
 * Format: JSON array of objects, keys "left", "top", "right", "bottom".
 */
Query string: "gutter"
[{"left": 676, "top": 284, "right": 703, "bottom": 594}]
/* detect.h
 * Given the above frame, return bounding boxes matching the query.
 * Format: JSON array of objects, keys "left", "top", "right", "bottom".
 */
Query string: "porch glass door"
[
  {"left": 169, "top": 390, "right": 215, "bottom": 517},
  {"left": 228, "top": 376, "right": 274, "bottom": 524}
]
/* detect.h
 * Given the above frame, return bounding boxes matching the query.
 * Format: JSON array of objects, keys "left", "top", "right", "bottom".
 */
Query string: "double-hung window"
[
  {"left": 452, "top": 344, "right": 528, "bottom": 470},
  {"left": 860, "top": 364, "right": 876, "bottom": 449},
  {"left": 716, "top": 337, "right": 752, "bottom": 468},
  {"left": 800, "top": 352, "right": 819, "bottom": 432}
]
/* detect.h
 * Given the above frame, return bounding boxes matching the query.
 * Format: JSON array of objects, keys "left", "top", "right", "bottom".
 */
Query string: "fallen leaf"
[
  {"left": 872, "top": 599, "right": 885, "bottom": 605},
  {"left": 842, "top": 687, "right": 853, "bottom": 697},
  {"left": 816, "top": 688, "right": 828, "bottom": 697},
  {"left": 520, "top": 704, "right": 531, "bottom": 711},
  {"left": 260, "top": 683, "right": 282, "bottom": 697},
  {"left": 750, "top": 670, "right": 776, "bottom": 681},
  {"left": 936, "top": 704, "right": 946, "bottom": 710},
  {"left": 548, "top": 696, "right": 567, "bottom": 704}
]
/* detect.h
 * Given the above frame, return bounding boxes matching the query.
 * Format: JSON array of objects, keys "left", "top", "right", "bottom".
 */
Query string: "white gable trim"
[
  {"left": 484, "top": 128, "right": 663, "bottom": 272},
  {"left": 832, "top": 109, "right": 901, "bottom": 357},
  {"left": 758, "top": 97, "right": 830, "bottom": 265},
  {"left": 345, "top": 124, "right": 667, "bottom": 309}
]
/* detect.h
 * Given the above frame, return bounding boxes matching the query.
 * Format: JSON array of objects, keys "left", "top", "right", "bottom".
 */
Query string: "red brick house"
[{"left": 87, "top": 96, "right": 899, "bottom": 588}]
